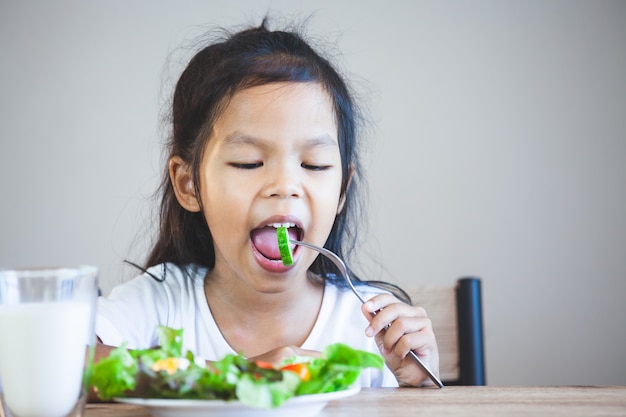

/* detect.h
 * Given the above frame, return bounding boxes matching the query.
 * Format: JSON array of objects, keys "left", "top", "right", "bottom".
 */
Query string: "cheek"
[
  {"left": 312, "top": 180, "right": 344, "bottom": 223},
  {"left": 199, "top": 174, "right": 251, "bottom": 234}
]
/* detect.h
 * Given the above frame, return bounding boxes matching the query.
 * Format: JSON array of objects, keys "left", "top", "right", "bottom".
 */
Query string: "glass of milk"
[{"left": 0, "top": 266, "right": 98, "bottom": 417}]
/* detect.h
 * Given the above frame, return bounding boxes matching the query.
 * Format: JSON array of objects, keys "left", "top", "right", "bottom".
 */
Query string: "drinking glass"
[{"left": 0, "top": 266, "right": 98, "bottom": 417}]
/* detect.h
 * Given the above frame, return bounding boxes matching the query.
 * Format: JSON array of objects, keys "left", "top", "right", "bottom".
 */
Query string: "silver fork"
[{"left": 291, "top": 239, "right": 444, "bottom": 388}]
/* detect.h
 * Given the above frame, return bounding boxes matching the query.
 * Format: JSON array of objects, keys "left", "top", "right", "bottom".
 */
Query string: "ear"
[
  {"left": 169, "top": 156, "right": 201, "bottom": 212},
  {"left": 337, "top": 165, "right": 355, "bottom": 214}
]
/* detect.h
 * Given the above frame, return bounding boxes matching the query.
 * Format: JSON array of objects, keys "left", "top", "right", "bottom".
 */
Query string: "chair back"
[{"left": 408, "top": 277, "right": 486, "bottom": 385}]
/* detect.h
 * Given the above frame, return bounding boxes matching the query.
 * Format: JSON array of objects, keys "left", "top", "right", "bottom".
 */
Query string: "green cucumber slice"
[{"left": 276, "top": 227, "right": 293, "bottom": 266}]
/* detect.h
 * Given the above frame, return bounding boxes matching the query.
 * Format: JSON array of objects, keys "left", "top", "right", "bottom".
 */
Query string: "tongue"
[{"left": 251, "top": 227, "right": 296, "bottom": 260}]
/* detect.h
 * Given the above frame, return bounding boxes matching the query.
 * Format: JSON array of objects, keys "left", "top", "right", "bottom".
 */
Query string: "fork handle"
[{"left": 408, "top": 351, "right": 444, "bottom": 388}]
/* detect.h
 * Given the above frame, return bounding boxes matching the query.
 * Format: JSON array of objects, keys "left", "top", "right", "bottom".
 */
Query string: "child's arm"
[
  {"left": 93, "top": 338, "right": 116, "bottom": 364},
  {"left": 246, "top": 346, "right": 321, "bottom": 365},
  {"left": 361, "top": 294, "right": 440, "bottom": 387}
]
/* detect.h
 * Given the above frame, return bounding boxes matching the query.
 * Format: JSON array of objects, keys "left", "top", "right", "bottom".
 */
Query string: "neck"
[
  {"left": 205, "top": 268, "right": 320, "bottom": 311},
  {"left": 203, "top": 268, "right": 324, "bottom": 356}
]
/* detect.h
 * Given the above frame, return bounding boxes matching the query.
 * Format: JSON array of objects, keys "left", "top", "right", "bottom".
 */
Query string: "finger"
[
  {"left": 249, "top": 346, "right": 321, "bottom": 365},
  {"left": 364, "top": 294, "right": 428, "bottom": 317},
  {"left": 382, "top": 317, "right": 434, "bottom": 358},
  {"left": 362, "top": 293, "right": 401, "bottom": 314},
  {"left": 364, "top": 303, "right": 425, "bottom": 337},
  {"left": 295, "top": 348, "right": 322, "bottom": 358}
]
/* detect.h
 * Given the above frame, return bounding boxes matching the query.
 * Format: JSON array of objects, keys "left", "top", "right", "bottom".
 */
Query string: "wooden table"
[{"left": 85, "top": 386, "right": 626, "bottom": 417}]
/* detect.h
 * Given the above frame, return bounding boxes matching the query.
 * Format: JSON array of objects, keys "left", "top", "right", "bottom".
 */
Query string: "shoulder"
[
  {"left": 108, "top": 263, "right": 207, "bottom": 295},
  {"left": 96, "top": 263, "right": 208, "bottom": 348},
  {"left": 143, "top": 262, "right": 207, "bottom": 283},
  {"left": 98, "top": 262, "right": 208, "bottom": 321},
  {"left": 320, "top": 280, "right": 390, "bottom": 317},
  {"left": 324, "top": 278, "right": 391, "bottom": 300}
]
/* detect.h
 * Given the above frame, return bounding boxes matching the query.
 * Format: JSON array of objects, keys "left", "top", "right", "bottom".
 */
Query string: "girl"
[{"left": 95, "top": 19, "right": 439, "bottom": 388}]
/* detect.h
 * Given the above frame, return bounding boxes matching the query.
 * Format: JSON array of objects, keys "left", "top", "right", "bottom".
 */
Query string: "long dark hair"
[{"left": 142, "top": 19, "right": 410, "bottom": 303}]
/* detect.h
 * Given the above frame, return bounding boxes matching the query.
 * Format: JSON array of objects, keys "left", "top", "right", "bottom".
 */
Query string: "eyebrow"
[
  {"left": 222, "top": 133, "right": 259, "bottom": 148},
  {"left": 221, "top": 132, "right": 338, "bottom": 149}
]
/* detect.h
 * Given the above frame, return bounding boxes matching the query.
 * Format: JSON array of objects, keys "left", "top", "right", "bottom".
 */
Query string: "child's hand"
[
  {"left": 247, "top": 346, "right": 321, "bottom": 367},
  {"left": 362, "top": 293, "right": 440, "bottom": 387}
]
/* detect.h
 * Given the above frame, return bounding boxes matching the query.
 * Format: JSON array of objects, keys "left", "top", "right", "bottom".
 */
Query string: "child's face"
[{"left": 193, "top": 82, "right": 343, "bottom": 287}]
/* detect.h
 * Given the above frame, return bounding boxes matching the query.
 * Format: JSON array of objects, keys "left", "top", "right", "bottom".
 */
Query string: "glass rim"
[{"left": 0, "top": 266, "right": 98, "bottom": 279}]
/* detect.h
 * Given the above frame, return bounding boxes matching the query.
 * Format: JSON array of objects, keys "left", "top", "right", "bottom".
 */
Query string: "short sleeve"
[{"left": 96, "top": 269, "right": 170, "bottom": 349}]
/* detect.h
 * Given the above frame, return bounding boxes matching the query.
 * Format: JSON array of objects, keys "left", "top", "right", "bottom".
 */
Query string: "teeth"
[{"left": 269, "top": 222, "right": 296, "bottom": 228}]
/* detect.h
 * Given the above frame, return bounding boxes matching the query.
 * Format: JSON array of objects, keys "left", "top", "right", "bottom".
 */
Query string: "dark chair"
[{"left": 408, "top": 277, "right": 486, "bottom": 385}]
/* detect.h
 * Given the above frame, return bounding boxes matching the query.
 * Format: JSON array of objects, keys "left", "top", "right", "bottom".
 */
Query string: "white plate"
[{"left": 115, "top": 385, "right": 360, "bottom": 417}]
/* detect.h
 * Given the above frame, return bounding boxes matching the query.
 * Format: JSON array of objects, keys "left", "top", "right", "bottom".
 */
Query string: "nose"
[{"left": 263, "top": 161, "right": 303, "bottom": 199}]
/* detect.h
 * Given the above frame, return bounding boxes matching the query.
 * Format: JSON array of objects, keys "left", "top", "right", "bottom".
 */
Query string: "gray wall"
[{"left": 1, "top": 1, "right": 624, "bottom": 386}]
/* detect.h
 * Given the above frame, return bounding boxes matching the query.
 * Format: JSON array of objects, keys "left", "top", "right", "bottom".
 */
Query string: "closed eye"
[
  {"left": 229, "top": 162, "right": 263, "bottom": 169},
  {"left": 302, "top": 163, "right": 332, "bottom": 171}
]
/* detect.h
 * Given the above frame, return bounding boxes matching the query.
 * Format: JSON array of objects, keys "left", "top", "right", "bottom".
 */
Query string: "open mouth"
[{"left": 250, "top": 223, "right": 301, "bottom": 261}]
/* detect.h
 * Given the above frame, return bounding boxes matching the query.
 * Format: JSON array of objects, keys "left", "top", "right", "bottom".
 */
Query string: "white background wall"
[{"left": 1, "top": 1, "right": 624, "bottom": 386}]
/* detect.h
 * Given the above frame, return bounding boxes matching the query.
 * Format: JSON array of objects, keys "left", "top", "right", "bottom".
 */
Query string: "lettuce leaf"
[
  {"left": 295, "top": 343, "right": 384, "bottom": 395},
  {"left": 89, "top": 343, "right": 138, "bottom": 400}
]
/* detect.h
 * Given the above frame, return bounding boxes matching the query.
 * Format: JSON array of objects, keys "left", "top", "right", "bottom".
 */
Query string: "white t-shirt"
[{"left": 96, "top": 263, "right": 398, "bottom": 387}]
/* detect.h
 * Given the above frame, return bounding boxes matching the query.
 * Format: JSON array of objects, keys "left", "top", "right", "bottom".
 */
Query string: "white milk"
[{"left": 0, "top": 301, "right": 92, "bottom": 417}]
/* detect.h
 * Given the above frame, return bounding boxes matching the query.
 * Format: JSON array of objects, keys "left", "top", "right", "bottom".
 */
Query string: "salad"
[{"left": 89, "top": 326, "right": 383, "bottom": 409}]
